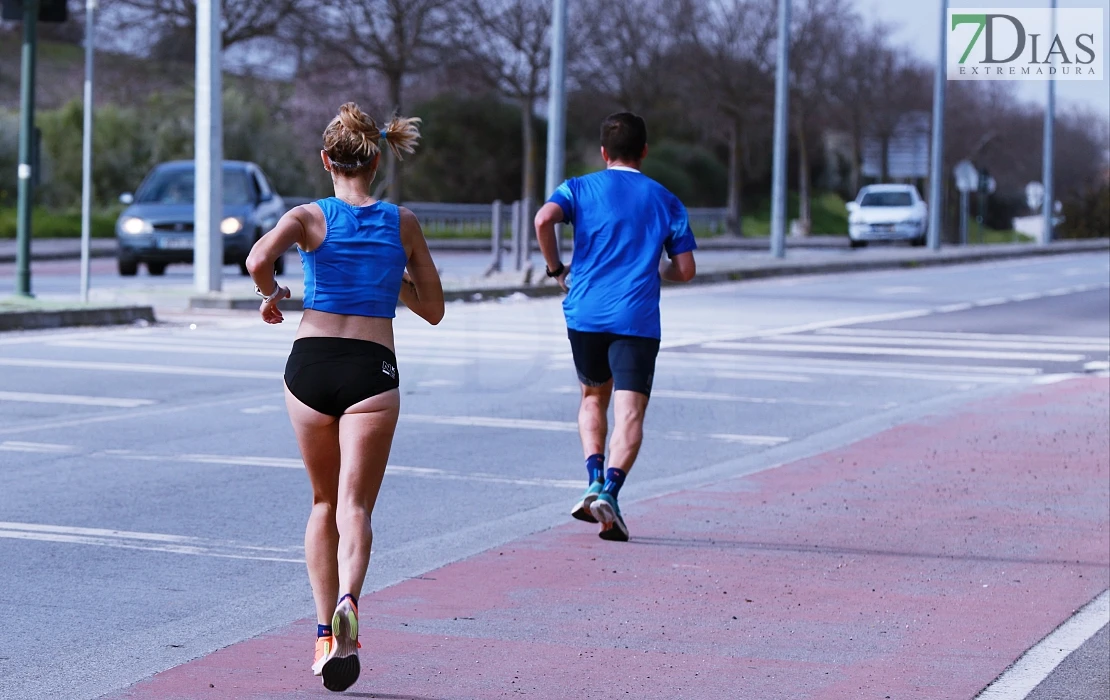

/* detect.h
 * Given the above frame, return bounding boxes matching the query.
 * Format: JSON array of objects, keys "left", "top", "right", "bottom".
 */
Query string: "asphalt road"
[{"left": 0, "top": 252, "right": 1107, "bottom": 699}]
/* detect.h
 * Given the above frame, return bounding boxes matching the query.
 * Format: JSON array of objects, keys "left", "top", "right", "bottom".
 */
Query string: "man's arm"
[
  {"left": 660, "top": 251, "right": 696, "bottom": 283},
  {"left": 534, "top": 202, "right": 570, "bottom": 290}
]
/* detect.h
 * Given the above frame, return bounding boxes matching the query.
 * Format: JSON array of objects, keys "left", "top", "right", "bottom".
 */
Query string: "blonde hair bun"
[{"left": 323, "top": 102, "right": 423, "bottom": 173}]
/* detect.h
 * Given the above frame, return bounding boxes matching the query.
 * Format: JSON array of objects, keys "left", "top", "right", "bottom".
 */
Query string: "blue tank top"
[{"left": 300, "top": 198, "right": 407, "bottom": 318}]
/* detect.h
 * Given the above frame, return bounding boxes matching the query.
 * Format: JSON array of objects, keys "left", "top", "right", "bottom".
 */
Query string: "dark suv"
[{"left": 115, "top": 161, "right": 287, "bottom": 276}]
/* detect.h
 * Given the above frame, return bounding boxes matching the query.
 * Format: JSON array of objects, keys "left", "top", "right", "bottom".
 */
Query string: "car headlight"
[
  {"left": 220, "top": 217, "right": 244, "bottom": 235},
  {"left": 120, "top": 217, "right": 153, "bottom": 235}
]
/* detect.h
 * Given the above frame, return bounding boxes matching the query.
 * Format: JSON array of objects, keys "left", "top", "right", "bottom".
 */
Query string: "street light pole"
[
  {"left": 15, "top": 0, "right": 39, "bottom": 297},
  {"left": 927, "top": 0, "right": 948, "bottom": 251},
  {"left": 769, "top": 0, "right": 790, "bottom": 259},
  {"left": 544, "top": 0, "right": 568, "bottom": 254},
  {"left": 80, "top": 0, "right": 97, "bottom": 303},
  {"left": 194, "top": 0, "right": 223, "bottom": 293},
  {"left": 1041, "top": 0, "right": 1056, "bottom": 245}
]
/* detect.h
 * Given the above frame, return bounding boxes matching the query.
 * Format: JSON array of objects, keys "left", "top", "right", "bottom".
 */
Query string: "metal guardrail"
[{"left": 284, "top": 197, "right": 731, "bottom": 275}]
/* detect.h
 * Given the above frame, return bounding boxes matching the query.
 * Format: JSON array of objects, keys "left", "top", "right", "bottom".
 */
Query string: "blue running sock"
[
  {"left": 317, "top": 624, "right": 332, "bottom": 638},
  {"left": 602, "top": 468, "right": 627, "bottom": 498},
  {"left": 586, "top": 454, "right": 605, "bottom": 483}
]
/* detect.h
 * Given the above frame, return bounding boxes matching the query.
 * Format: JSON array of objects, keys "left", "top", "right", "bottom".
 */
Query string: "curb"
[
  {"left": 186, "top": 239, "right": 1110, "bottom": 310},
  {"left": 0, "top": 305, "right": 157, "bottom": 331}
]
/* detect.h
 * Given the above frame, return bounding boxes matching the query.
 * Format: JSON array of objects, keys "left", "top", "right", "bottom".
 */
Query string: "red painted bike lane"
[{"left": 105, "top": 378, "right": 1110, "bottom": 700}]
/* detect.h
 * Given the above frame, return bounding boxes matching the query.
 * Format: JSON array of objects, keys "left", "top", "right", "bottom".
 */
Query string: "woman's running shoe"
[
  {"left": 571, "top": 480, "right": 604, "bottom": 522},
  {"left": 590, "top": 492, "right": 629, "bottom": 542},
  {"left": 321, "top": 595, "right": 360, "bottom": 692},
  {"left": 312, "top": 635, "right": 333, "bottom": 676}
]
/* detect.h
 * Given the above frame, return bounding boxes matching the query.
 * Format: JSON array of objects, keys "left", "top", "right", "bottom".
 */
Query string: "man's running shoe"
[
  {"left": 312, "top": 635, "right": 333, "bottom": 676},
  {"left": 590, "top": 491, "right": 629, "bottom": 542},
  {"left": 321, "top": 595, "right": 360, "bottom": 692},
  {"left": 571, "top": 480, "right": 604, "bottom": 522}
]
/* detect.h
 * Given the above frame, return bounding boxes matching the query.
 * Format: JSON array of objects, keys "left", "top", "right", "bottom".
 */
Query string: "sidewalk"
[{"left": 103, "top": 377, "right": 1110, "bottom": 700}]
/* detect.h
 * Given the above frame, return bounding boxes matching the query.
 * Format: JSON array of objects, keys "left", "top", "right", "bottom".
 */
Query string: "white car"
[{"left": 846, "top": 185, "right": 928, "bottom": 248}]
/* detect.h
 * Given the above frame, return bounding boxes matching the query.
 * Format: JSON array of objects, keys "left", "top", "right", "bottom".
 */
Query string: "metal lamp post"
[{"left": 769, "top": 0, "right": 790, "bottom": 259}]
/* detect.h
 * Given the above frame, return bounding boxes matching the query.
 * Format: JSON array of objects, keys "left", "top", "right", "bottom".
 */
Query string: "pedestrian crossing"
[{"left": 661, "top": 325, "right": 1109, "bottom": 386}]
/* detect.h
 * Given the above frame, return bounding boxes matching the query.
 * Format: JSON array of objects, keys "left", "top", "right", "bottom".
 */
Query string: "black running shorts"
[
  {"left": 284, "top": 337, "right": 399, "bottom": 417},
  {"left": 567, "top": 329, "right": 660, "bottom": 397}
]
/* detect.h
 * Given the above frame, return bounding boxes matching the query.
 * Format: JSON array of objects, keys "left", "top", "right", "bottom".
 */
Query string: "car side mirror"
[
  {"left": 120, "top": 193, "right": 134, "bottom": 205},
  {"left": 258, "top": 191, "right": 274, "bottom": 204},
  {"left": 846, "top": 202, "right": 859, "bottom": 213}
]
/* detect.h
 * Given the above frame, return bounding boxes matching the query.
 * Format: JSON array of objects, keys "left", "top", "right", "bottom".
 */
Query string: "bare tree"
[
  {"left": 683, "top": 0, "right": 776, "bottom": 235},
  {"left": 100, "top": 0, "right": 312, "bottom": 52},
  {"left": 455, "top": 0, "right": 549, "bottom": 205},
  {"left": 789, "top": 0, "right": 853, "bottom": 233},
  {"left": 329, "top": 0, "right": 455, "bottom": 202}
]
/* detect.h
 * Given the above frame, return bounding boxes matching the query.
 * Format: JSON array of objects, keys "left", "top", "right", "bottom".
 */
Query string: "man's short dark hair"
[{"left": 601, "top": 112, "right": 647, "bottom": 162}]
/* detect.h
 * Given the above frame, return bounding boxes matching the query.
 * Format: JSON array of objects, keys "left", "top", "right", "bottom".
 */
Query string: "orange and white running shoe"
[
  {"left": 312, "top": 635, "right": 333, "bottom": 676},
  {"left": 321, "top": 594, "right": 360, "bottom": 692}
]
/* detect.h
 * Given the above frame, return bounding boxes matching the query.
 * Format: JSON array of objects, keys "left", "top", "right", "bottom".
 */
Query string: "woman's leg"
[
  {"left": 336, "top": 388, "right": 401, "bottom": 599},
  {"left": 285, "top": 385, "right": 342, "bottom": 625}
]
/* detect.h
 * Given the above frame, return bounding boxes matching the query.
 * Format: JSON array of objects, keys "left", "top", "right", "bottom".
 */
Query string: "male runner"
[{"left": 534, "top": 111, "right": 697, "bottom": 542}]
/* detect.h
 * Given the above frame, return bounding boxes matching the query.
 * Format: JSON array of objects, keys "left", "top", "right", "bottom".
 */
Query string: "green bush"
[
  {"left": 641, "top": 140, "right": 727, "bottom": 208},
  {"left": 0, "top": 206, "right": 119, "bottom": 238}
]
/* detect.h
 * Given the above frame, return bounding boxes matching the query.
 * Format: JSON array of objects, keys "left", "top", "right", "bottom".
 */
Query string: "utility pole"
[
  {"left": 15, "top": 0, "right": 39, "bottom": 297},
  {"left": 194, "top": 0, "right": 222, "bottom": 293},
  {"left": 544, "top": 0, "right": 568, "bottom": 254},
  {"left": 79, "top": 0, "right": 97, "bottom": 302},
  {"left": 769, "top": 0, "right": 790, "bottom": 259},
  {"left": 1041, "top": 0, "right": 1056, "bottom": 245},
  {"left": 927, "top": 0, "right": 948, "bottom": 251}
]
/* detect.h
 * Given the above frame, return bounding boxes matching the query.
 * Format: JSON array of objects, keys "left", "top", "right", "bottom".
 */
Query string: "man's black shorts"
[{"left": 567, "top": 328, "right": 660, "bottom": 397}]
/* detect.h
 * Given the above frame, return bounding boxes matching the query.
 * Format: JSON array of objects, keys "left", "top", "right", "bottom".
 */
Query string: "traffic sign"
[
  {"left": 954, "top": 160, "right": 978, "bottom": 193},
  {"left": 1026, "top": 182, "right": 1045, "bottom": 210},
  {"left": 1, "top": 0, "right": 67, "bottom": 22}
]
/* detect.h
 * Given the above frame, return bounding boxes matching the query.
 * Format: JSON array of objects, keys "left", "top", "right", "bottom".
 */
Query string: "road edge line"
[{"left": 975, "top": 589, "right": 1110, "bottom": 699}]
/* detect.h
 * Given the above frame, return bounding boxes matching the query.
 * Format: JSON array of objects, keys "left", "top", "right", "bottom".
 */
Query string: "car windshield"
[
  {"left": 860, "top": 191, "right": 913, "bottom": 207},
  {"left": 135, "top": 166, "right": 255, "bottom": 205}
]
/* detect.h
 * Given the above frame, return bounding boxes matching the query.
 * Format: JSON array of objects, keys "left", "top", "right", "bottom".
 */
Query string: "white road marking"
[
  {"left": 398, "top": 414, "right": 788, "bottom": 446},
  {"left": 0, "top": 521, "right": 303, "bottom": 563},
  {"left": 658, "top": 308, "right": 936, "bottom": 349},
  {"left": 976, "top": 589, "right": 1109, "bottom": 700},
  {"left": 548, "top": 386, "right": 849, "bottom": 407},
  {"left": 974, "top": 297, "right": 1009, "bottom": 307},
  {"left": 710, "top": 370, "right": 814, "bottom": 383},
  {"left": 48, "top": 340, "right": 478, "bottom": 365},
  {"left": 1084, "top": 361, "right": 1110, "bottom": 372},
  {"left": 766, "top": 334, "right": 1107, "bottom": 353},
  {"left": 240, "top": 405, "right": 284, "bottom": 414},
  {"left": 416, "top": 379, "right": 461, "bottom": 388},
  {"left": 936, "top": 303, "right": 974, "bottom": 313},
  {"left": 817, "top": 328, "right": 1110, "bottom": 347},
  {"left": 0, "top": 391, "right": 277, "bottom": 437},
  {"left": 702, "top": 341, "right": 1085, "bottom": 363},
  {"left": 661, "top": 352, "right": 1042, "bottom": 375},
  {"left": 0, "top": 357, "right": 281, "bottom": 380},
  {"left": 96, "top": 450, "right": 583, "bottom": 489},
  {"left": 0, "top": 391, "right": 156, "bottom": 408},
  {"left": 0, "top": 441, "right": 77, "bottom": 453}
]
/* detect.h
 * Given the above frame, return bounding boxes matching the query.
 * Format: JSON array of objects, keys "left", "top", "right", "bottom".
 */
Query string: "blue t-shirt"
[{"left": 548, "top": 168, "right": 697, "bottom": 339}]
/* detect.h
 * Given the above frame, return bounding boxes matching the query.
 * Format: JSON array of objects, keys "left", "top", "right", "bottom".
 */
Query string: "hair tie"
[{"left": 379, "top": 129, "right": 388, "bottom": 143}]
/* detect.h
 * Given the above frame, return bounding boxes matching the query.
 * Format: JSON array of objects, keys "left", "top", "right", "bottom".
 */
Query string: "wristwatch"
[
  {"left": 254, "top": 281, "right": 285, "bottom": 303},
  {"left": 545, "top": 262, "right": 565, "bottom": 278}
]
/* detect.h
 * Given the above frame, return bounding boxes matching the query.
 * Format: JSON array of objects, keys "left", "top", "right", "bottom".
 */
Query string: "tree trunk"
[
  {"left": 726, "top": 120, "right": 743, "bottom": 237},
  {"left": 879, "top": 134, "right": 890, "bottom": 182},
  {"left": 796, "top": 115, "right": 811, "bottom": 236},
  {"left": 521, "top": 98, "right": 535, "bottom": 206},
  {"left": 850, "top": 123, "right": 862, "bottom": 196},
  {"left": 385, "top": 74, "right": 404, "bottom": 203}
]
